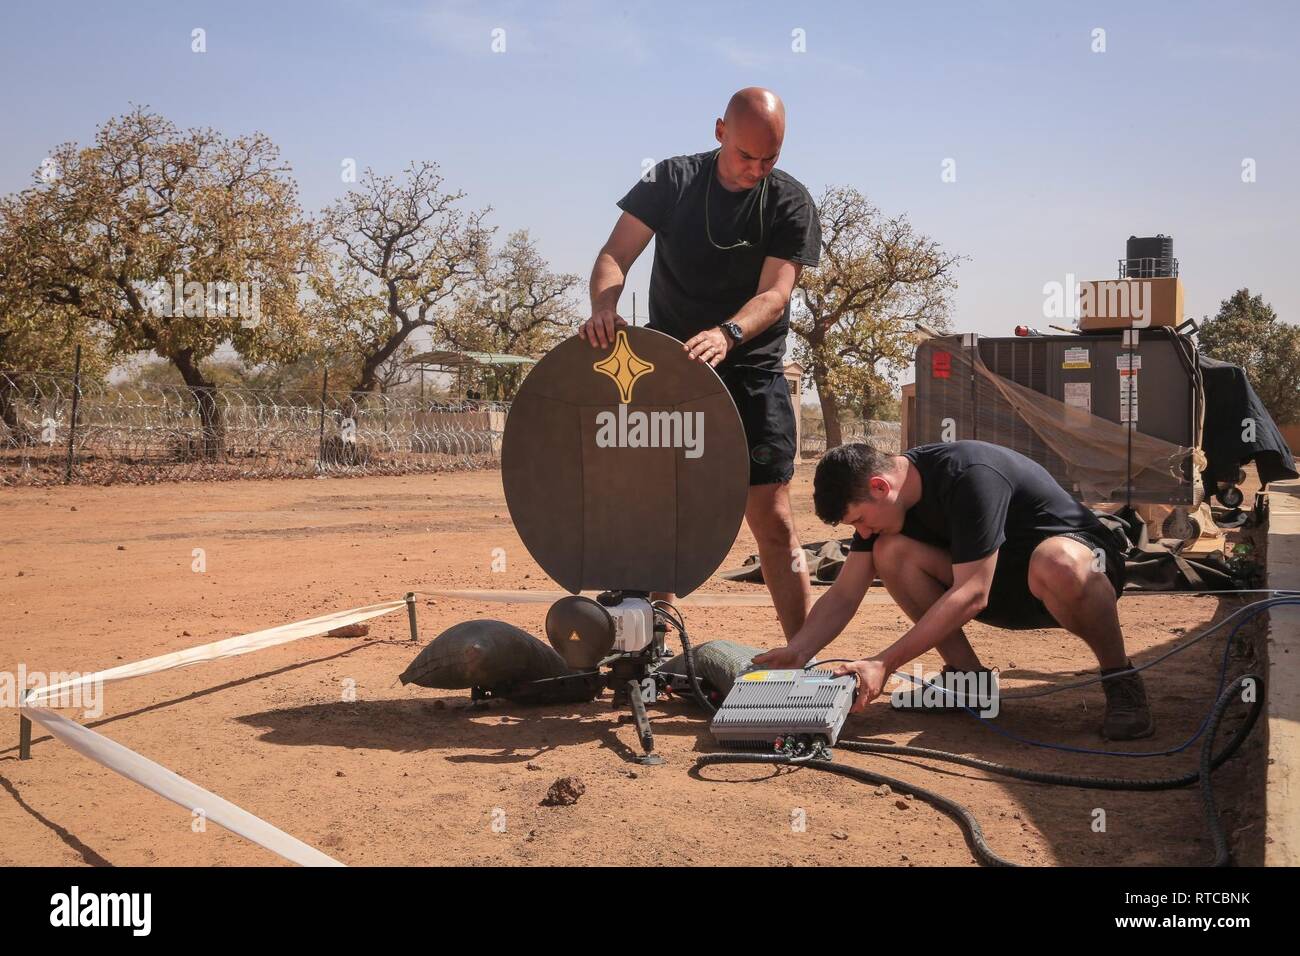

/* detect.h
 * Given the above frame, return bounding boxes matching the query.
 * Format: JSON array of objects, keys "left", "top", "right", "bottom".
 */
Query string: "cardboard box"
[{"left": 1078, "top": 277, "right": 1184, "bottom": 332}]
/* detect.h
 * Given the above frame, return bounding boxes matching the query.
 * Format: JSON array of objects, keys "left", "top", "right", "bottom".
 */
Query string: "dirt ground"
[{"left": 0, "top": 465, "right": 1270, "bottom": 866}]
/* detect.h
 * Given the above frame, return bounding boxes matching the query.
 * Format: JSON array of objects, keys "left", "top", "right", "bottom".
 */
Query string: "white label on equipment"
[
  {"left": 1063, "top": 347, "right": 1090, "bottom": 369},
  {"left": 1116, "top": 354, "right": 1142, "bottom": 371},
  {"left": 1120, "top": 369, "right": 1138, "bottom": 422},
  {"left": 1064, "top": 381, "right": 1092, "bottom": 412}
]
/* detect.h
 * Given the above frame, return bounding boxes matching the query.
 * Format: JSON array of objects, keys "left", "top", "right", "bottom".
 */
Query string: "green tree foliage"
[
  {"left": 314, "top": 162, "right": 492, "bottom": 393},
  {"left": 792, "top": 186, "right": 959, "bottom": 447},
  {"left": 0, "top": 108, "right": 317, "bottom": 452},
  {"left": 435, "top": 229, "right": 580, "bottom": 400},
  {"left": 1199, "top": 288, "right": 1300, "bottom": 425}
]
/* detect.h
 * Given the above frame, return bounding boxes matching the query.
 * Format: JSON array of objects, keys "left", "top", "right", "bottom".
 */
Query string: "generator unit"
[
  {"left": 915, "top": 329, "right": 1203, "bottom": 505},
  {"left": 709, "top": 668, "right": 857, "bottom": 750}
]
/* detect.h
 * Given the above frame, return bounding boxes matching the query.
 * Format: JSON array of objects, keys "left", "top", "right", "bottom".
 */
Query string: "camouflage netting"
[{"left": 929, "top": 337, "right": 1206, "bottom": 504}]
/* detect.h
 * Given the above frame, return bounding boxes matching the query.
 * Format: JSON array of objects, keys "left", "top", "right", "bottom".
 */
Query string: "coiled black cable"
[
  {"left": 840, "top": 675, "right": 1262, "bottom": 791},
  {"left": 696, "top": 749, "right": 1016, "bottom": 866},
  {"left": 696, "top": 674, "right": 1262, "bottom": 867}
]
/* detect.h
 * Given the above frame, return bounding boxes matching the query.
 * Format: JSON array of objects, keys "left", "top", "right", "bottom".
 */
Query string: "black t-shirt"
[
  {"left": 848, "top": 441, "right": 1109, "bottom": 564},
  {"left": 617, "top": 150, "right": 821, "bottom": 371}
]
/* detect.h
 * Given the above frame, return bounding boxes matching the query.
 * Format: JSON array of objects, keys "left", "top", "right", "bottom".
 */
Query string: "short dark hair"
[{"left": 813, "top": 443, "right": 895, "bottom": 524}]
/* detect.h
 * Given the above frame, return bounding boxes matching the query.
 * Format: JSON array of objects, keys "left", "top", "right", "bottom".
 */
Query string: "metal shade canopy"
[{"left": 501, "top": 327, "right": 749, "bottom": 597}]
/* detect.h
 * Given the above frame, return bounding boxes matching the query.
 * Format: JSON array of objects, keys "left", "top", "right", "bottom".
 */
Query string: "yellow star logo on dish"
[{"left": 593, "top": 329, "right": 654, "bottom": 403}]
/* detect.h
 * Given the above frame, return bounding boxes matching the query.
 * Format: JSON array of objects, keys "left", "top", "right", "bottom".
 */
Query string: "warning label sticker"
[
  {"left": 1064, "top": 381, "right": 1092, "bottom": 412},
  {"left": 1120, "top": 369, "right": 1139, "bottom": 422},
  {"left": 740, "top": 670, "right": 799, "bottom": 682},
  {"left": 1116, "top": 354, "right": 1143, "bottom": 371},
  {"left": 1063, "top": 347, "right": 1090, "bottom": 369}
]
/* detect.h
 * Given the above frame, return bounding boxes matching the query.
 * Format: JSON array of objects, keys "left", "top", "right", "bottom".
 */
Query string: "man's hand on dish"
[
  {"left": 683, "top": 326, "right": 732, "bottom": 367},
  {"left": 578, "top": 309, "right": 628, "bottom": 348},
  {"left": 833, "top": 658, "right": 891, "bottom": 714}
]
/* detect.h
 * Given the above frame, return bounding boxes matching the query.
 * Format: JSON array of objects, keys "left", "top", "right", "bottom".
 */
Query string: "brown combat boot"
[{"left": 1100, "top": 663, "right": 1155, "bottom": 740}]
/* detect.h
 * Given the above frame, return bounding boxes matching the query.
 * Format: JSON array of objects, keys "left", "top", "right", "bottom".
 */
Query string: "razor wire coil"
[{"left": 0, "top": 370, "right": 508, "bottom": 485}]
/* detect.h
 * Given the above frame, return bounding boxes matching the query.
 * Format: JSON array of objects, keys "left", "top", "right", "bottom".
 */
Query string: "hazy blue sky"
[{"left": 3, "top": 0, "right": 1296, "bottom": 382}]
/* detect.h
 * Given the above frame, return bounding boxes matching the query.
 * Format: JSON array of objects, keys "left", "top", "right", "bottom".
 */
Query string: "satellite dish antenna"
[
  {"left": 407, "top": 327, "right": 751, "bottom": 763},
  {"left": 501, "top": 326, "right": 749, "bottom": 595}
]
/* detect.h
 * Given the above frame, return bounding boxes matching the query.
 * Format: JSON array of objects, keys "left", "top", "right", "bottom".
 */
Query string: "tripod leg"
[{"left": 625, "top": 679, "right": 664, "bottom": 765}]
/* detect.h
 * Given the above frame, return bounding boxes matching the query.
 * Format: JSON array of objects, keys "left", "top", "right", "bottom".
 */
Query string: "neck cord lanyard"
[{"left": 705, "top": 149, "right": 768, "bottom": 251}]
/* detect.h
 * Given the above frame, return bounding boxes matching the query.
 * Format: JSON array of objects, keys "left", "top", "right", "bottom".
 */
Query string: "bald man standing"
[{"left": 579, "top": 88, "right": 822, "bottom": 640}]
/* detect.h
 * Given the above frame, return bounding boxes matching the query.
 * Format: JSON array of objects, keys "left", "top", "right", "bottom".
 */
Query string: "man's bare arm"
[
  {"left": 874, "top": 550, "right": 998, "bottom": 673},
  {"left": 580, "top": 212, "right": 654, "bottom": 348},
  {"left": 736, "top": 256, "right": 803, "bottom": 340},
  {"left": 836, "top": 549, "right": 998, "bottom": 713},
  {"left": 683, "top": 255, "right": 803, "bottom": 365},
  {"left": 752, "top": 548, "right": 874, "bottom": 666}
]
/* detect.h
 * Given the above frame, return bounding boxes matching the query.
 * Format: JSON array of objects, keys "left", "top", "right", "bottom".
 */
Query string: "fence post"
[
  {"left": 64, "top": 343, "right": 82, "bottom": 484},
  {"left": 317, "top": 369, "right": 328, "bottom": 470},
  {"left": 405, "top": 591, "right": 419, "bottom": 642},
  {"left": 19, "top": 691, "right": 32, "bottom": 760}
]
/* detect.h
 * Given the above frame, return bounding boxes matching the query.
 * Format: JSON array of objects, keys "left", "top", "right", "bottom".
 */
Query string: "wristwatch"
[{"left": 720, "top": 321, "right": 743, "bottom": 347}]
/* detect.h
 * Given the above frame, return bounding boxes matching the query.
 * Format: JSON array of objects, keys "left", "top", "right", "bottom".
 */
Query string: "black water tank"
[{"left": 1124, "top": 234, "right": 1175, "bottom": 277}]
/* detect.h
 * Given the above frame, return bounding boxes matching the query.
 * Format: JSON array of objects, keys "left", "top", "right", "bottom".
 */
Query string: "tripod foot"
[{"left": 625, "top": 679, "right": 663, "bottom": 765}]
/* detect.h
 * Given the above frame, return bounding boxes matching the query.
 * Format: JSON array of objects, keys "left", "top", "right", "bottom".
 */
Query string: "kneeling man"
[{"left": 753, "top": 440, "right": 1152, "bottom": 739}]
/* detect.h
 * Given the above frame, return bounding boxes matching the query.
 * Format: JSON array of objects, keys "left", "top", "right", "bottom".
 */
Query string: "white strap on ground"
[
  {"left": 26, "top": 598, "right": 408, "bottom": 706},
  {"left": 19, "top": 597, "right": 411, "bottom": 865},
  {"left": 25, "top": 706, "right": 344, "bottom": 866}
]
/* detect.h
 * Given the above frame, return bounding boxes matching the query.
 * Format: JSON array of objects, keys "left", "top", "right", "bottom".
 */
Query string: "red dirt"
[{"left": 0, "top": 467, "right": 1268, "bottom": 866}]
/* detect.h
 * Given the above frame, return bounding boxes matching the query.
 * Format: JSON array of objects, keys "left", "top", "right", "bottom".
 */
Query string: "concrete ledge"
[{"left": 1265, "top": 478, "right": 1300, "bottom": 865}]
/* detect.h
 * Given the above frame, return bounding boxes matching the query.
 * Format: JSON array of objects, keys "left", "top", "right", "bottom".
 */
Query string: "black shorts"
[
  {"left": 716, "top": 364, "right": 796, "bottom": 486},
  {"left": 976, "top": 528, "right": 1127, "bottom": 630}
]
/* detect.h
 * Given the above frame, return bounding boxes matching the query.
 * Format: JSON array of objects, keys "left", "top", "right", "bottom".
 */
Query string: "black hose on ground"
[
  {"left": 696, "top": 750, "right": 1015, "bottom": 867},
  {"left": 840, "top": 673, "right": 1262, "bottom": 791},
  {"left": 653, "top": 602, "right": 715, "bottom": 715},
  {"left": 695, "top": 673, "right": 1263, "bottom": 868}
]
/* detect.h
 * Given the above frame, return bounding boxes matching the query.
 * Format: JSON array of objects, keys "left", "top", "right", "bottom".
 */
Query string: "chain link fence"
[
  {"left": 1, "top": 370, "right": 507, "bottom": 486},
  {"left": 800, "top": 419, "right": 902, "bottom": 458}
]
